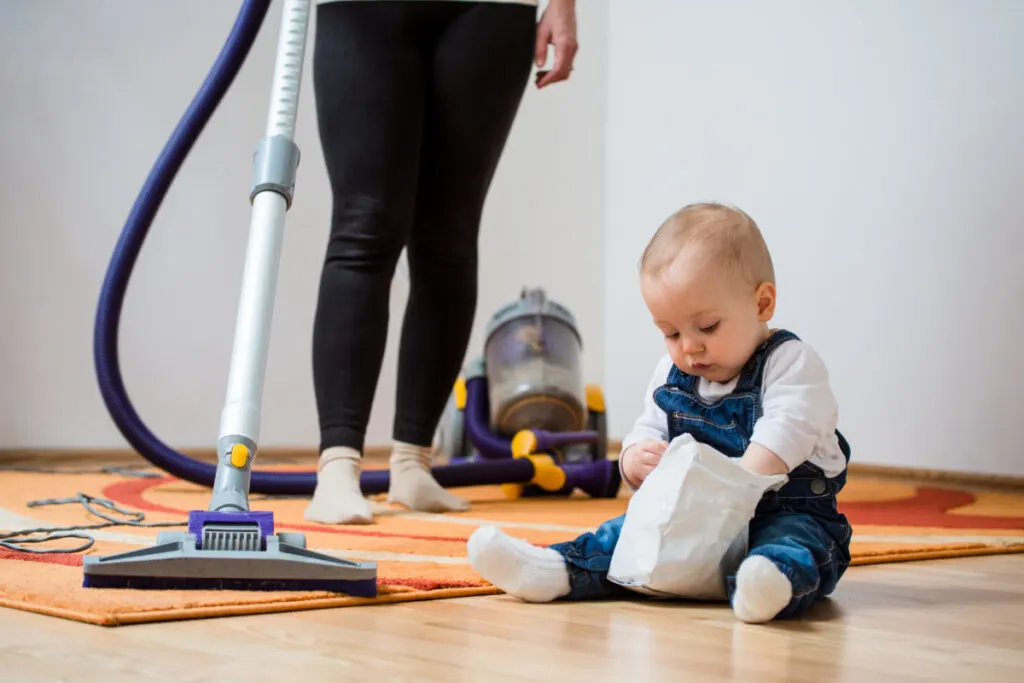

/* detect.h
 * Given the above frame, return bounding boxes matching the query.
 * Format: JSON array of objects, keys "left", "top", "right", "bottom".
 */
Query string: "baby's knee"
[{"left": 749, "top": 536, "right": 819, "bottom": 576}]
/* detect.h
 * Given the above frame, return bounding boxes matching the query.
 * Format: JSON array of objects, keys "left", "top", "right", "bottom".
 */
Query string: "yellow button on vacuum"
[
  {"left": 454, "top": 377, "right": 467, "bottom": 410},
  {"left": 230, "top": 444, "right": 249, "bottom": 468}
]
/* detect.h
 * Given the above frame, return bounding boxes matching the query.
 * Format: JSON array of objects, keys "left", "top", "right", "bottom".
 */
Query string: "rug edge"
[
  {"left": 849, "top": 542, "right": 1024, "bottom": 566},
  {"left": 0, "top": 597, "right": 116, "bottom": 626},
  {"left": 108, "top": 585, "right": 503, "bottom": 627},
  {"left": 0, "top": 585, "right": 502, "bottom": 628}
]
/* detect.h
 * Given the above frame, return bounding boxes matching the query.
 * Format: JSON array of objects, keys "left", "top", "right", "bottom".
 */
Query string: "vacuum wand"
[{"left": 211, "top": 0, "right": 308, "bottom": 513}]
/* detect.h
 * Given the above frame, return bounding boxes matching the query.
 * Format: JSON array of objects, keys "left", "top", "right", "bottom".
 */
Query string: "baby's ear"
[{"left": 755, "top": 282, "right": 776, "bottom": 321}]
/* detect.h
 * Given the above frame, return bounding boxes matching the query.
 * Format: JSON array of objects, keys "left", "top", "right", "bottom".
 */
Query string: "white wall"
[
  {"left": 8, "top": 0, "right": 1022, "bottom": 478},
  {"left": 0, "top": 0, "right": 607, "bottom": 450},
  {"left": 604, "top": 1, "right": 1024, "bottom": 476}
]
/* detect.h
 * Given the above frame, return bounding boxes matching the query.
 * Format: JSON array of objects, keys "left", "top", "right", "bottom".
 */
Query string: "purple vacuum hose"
[
  {"left": 455, "top": 375, "right": 618, "bottom": 497},
  {"left": 464, "top": 376, "right": 514, "bottom": 458}
]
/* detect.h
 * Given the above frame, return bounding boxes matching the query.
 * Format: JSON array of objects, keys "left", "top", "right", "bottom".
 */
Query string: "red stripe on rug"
[
  {"left": 841, "top": 487, "right": 1024, "bottom": 529},
  {"left": 0, "top": 548, "right": 83, "bottom": 566},
  {"left": 101, "top": 478, "right": 470, "bottom": 543}
]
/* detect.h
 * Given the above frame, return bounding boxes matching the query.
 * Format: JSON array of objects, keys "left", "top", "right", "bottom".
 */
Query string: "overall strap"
[
  {"left": 734, "top": 329, "right": 801, "bottom": 393},
  {"left": 664, "top": 362, "right": 698, "bottom": 391}
]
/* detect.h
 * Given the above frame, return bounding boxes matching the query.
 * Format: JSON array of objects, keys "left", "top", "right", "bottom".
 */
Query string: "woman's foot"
[
  {"left": 731, "top": 555, "right": 793, "bottom": 623},
  {"left": 387, "top": 441, "right": 470, "bottom": 512},
  {"left": 467, "top": 525, "right": 570, "bottom": 602},
  {"left": 303, "top": 446, "right": 374, "bottom": 524}
]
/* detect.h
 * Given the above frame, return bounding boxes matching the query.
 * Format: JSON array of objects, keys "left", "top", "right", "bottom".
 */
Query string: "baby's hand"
[{"left": 622, "top": 438, "right": 669, "bottom": 487}]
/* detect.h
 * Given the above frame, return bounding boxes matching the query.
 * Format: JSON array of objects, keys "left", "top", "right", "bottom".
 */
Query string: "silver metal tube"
[
  {"left": 265, "top": 0, "right": 310, "bottom": 140},
  {"left": 211, "top": 0, "right": 311, "bottom": 512}
]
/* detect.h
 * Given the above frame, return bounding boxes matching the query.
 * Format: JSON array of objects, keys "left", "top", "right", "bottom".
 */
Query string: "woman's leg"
[
  {"left": 306, "top": 2, "right": 430, "bottom": 524},
  {"left": 386, "top": 3, "right": 537, "bottom": 512}
]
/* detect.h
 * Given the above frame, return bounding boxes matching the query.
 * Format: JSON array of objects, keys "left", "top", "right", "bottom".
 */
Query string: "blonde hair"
[{"left": 640, "top": 202, "right": 775, "bottom": 286}]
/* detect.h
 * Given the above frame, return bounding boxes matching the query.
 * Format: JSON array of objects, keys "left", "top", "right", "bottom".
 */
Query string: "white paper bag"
[{"left": 607, "top": 434, "right": 788, "bottom": 600}]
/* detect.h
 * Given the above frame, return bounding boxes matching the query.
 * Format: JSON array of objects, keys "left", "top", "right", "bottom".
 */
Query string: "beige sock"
[
  {"left": 303, "top": 446, "right": 374, "bottom": 525},
  {"left": 387, "top": 441, "right": 470, "bottom": 512}
]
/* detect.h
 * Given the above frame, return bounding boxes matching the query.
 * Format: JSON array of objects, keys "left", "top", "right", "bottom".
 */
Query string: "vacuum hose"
[
  {"left": 93, "top": 0, "right": 612, "bottom": 497},
  {"left": 94, "top": 0, "right": 287, "bottom": 489}
]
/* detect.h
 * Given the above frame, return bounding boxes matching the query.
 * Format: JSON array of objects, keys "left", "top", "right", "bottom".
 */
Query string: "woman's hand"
[{"left": 534, "top": 0, "right": 578, "bottom": 88}]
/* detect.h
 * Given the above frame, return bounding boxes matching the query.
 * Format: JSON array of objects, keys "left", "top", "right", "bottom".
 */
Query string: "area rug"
[{"left": 0, "top": 462, "right": 1022, "bottom": 626}]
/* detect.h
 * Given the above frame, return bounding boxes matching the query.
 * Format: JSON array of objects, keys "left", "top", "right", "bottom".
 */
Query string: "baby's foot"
[
  {"left": 303, "top": 446, "right": 374, "bottom": 525},
  {"left": 467, "top": 526, "right": 570, "bottom": 602},
  {"left": 731, "top": 555, "right": 793, "bottom": 623}
]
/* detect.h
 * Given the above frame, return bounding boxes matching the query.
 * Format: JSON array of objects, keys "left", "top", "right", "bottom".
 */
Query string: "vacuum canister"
[{"left": 483, "top": 288, "right": 587, "bottom": 435}]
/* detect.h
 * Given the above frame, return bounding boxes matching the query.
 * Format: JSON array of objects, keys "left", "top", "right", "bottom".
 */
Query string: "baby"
[{"left": 467, "top": 202, "right": 852, "bottom": 623}]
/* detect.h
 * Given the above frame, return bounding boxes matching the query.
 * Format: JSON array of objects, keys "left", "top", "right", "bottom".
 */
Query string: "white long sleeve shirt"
[{"left": 621, "top": 338, "right": 848, "bottom": 490}]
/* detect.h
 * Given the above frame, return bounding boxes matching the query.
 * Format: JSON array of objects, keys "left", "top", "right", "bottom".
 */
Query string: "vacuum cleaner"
[
  {"left": 436, "top": 287, "right": 613, "bottom": 500},
  {"left": 83, "top": 0, "right": 378, "bottom": 595},
  {"left": 84, "top": 0, "right": 619, "bottom": 594}
]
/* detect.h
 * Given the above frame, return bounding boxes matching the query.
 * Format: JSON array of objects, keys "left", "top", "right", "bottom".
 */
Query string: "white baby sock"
[
  {"left": 303, "top": 446, "right": 374, "bottom": 525},
  {"left": 731, "top": 555, "right": 793, "bottom": 623},
  {"left": 467, "top": 525, "right": 570, "bottom": 603},
  {"left": 387, "top": 441, "right": 470, "bottom": 512}
]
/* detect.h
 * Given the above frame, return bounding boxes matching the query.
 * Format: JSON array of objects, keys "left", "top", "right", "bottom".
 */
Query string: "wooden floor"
[{"left": 1, "top": 554, "right": 1021, "bottom": 682}]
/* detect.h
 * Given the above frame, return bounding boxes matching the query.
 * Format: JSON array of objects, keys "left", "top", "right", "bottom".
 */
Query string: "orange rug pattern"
[{"left": 1, "top": 465, "right": 1022, "bottom": 626}]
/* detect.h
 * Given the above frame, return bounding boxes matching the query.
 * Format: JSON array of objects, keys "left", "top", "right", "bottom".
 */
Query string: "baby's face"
[{"left": 641, "top": 249, "right": 775, "bottom": 384}]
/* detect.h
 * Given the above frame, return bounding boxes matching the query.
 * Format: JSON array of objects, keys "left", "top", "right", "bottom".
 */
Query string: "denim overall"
[{"left": 548, "top": 330, "right": 853, "bottom": 618}]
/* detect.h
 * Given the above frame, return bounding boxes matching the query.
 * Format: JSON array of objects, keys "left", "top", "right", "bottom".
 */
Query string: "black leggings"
[{"left": 311, "top": 1, "right": 536, "bottom": 453}]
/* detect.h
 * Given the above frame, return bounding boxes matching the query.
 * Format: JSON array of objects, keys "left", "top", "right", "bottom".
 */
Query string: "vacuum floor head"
[{"left": 82, "top": 510, "right": 377, "bottom": 596}]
